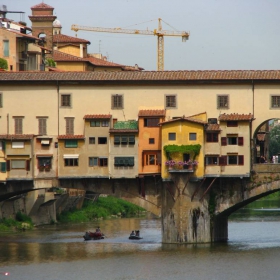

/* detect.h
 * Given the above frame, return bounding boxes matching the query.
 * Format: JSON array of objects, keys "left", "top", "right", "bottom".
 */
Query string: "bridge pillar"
[{"left": 162, "top": 173, "right": 214, "bottom": 243}]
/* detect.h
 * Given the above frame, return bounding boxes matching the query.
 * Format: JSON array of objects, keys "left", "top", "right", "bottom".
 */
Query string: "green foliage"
[
  {"left": 164, "top": 144, "right": 201, "bottom": 159},
  {"left": 16, "top": 211, "right": 32, "bottom": 223},
  {"left": 208, "top": 191, "right": 216, "bottom": 217},
  {"left": 268, "top": 125, "right": 280, "bottom": 158},
  {"left": 57, "top": 196, "right": 145, "bottom": 223},
  {"left": 45, "top": 58, "right": 56, "bottom": 67},
  {"left": 0, "top": 214, "right": 33, "bottom": 232},
  {"left": 0, "top": 58, "right": 8, "bottom": 70}
]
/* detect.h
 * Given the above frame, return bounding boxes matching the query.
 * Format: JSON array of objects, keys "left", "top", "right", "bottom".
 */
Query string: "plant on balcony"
[
  {"left": 185, "top": 160, "right": 198, "bottom": 166},
  {"left": 163, "top": 144, "right": 201, "bottom": 159},
  {"left": 165, "top": 160, "right": 176, "bottom": 168}
]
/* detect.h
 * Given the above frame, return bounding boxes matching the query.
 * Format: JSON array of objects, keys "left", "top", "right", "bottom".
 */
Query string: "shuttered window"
[
  {"left": 38, "top": 118, "right": 47, "bottom": 135},
  {"left": 3, "top": 40, "right": 9, "bottom": 57},
  {"left": 14, "top": 118, "right": 23, "bottom": 134},
  {"left": 238, "top": 137, "right": 244, "bottom": 146},
  {"left": 65, "top": 140, "right": 78, "bottom": 148},
  {"left": 61, "top": 94, "right": 71, "bottom": 107},
  {"left": 65, "top": 118, "right": 74, "bottom": 135},
  {"left": 114, "top": 157, "right": 134, "bottom": 166},
  {"left": 0, "top": 93, "right": 2, "bottom": 108},
  {"left": 11, "top": 160, "right": 26, "bottom": 169},
  {"left": 165, "top": 95, "right": 176, "bottom": 108},
  {"left": 111, "top": 95, "right": 123, "bottom": 109},
  {"left": 0, "top": 162, "right": 6, "bottom": 173}
]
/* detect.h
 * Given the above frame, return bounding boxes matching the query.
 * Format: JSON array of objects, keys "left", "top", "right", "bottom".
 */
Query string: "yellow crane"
[{"left": 71, "top": 18, "right": 189, "bottom": 71}]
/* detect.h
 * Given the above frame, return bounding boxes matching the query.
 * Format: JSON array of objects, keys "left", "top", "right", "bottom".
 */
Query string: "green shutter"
[{"left": 0, "top": 162, "right": 6, "bottom": 173}]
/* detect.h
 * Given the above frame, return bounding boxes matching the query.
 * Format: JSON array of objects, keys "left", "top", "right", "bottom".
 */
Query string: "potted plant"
[
  {"left": 184, "top": 160, "right": 198, "bottom": 170},
  {"left": 165, "top": 160, "right": 176, "bottom": 170}
]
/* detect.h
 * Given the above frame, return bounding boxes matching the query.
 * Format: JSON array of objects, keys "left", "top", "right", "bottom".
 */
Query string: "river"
[{"left": 1, "top": 200, "right": 280, "bottom": 280}]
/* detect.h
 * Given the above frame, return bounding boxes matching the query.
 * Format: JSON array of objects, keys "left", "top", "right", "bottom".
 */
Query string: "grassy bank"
[
  {"left": 0, "top": 212, "right": 33, "bottom": 232},
  {"left": 57, "top": 196, "right": 146, "bottom": 223}
]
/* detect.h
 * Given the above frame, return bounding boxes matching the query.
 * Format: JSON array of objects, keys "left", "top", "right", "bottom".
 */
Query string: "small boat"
[
  {"left": 128, "top": 230, "right": 142, "bottom": 240},
  {"left": 83, "top": 231, "right": 105, "bottom": 241},
  {"left": 129, "top": 235, "right": 143, "bottom": 240}
]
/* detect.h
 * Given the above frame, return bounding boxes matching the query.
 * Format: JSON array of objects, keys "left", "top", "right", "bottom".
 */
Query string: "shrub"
[{"left": 0, "top": 58, "right": 8, "bottom": 70}]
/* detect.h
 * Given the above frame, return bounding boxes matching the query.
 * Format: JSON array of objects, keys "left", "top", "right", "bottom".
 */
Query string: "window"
[
  {"left": 38, "top": 118, "right": 47, "bottom": 135},
  {"left": 0, "top": 162, "right": 6, "bottom": 173},
  {"left": 14, "top": 117, "right": 23, "bottom": 134},
  {"left": 99, "top": 158, "right": 108, "bottom": 166},
  {"left": 128, "top": 135, "right": 135, "bottom": 145},
  {"left": 64, "top": 158, "right": 78, "bottom": 166},
  {"left": 0, "top": 92, "right": 2, "bottom": 108},
  {"left": 144, "top": 152, "right": 160, "bottom": 165},
  {"left": 65, "top": 118, "right": 74, "bottom": 135},
  {"left": 144, "top": 118, "right": 160, "bottom": 127},
  {"left": 149, "top": 138, "right": 155, "bottom": 144},
  {"left": 114, "top": 157, "right": 134, "bottom": 167},
  {"left": 222, "top": 155, "right": 244, "bottom": 165},
  {"left": 271, "top": 96, "right": 280, "bottom": 108},
  {"left": 90, "top": 121, "right": 100, "bottom": 127},
  {"left": 38, "top": 157, "right": 52, "bottom": 169},
  {"left": 189, "top": 133, "right": 197, "bottom": 141},
  {"left": 205, "top": 156, "right": 219, "bottom": 165},
  {"left": 98, "top": 137, "right": 107, "bottom": 144},
  {"left": 206, "top": 133, "right": 218, "bottom": 142},
  {"left": 89, "top": 157, "right": 98, "bottom": 166},
  {"left": 217, "top": 95, "right": 229, "bottom": 109},
  {"left": 111, "top": 94, "right": 123, "bottom": 109},
  {"left": 114, "top": 135, "right": 135, "bottom": 145},
  {"left": 11, "top": 160, "right": 26, "bottom": 169},
  {"left": 65, "top": 140, "right": 78, "bottom": 148},
  {"left": 114, "top": 135, "right": 120, "bottom": 145},
  {"left": 89, "top": 137, "right": 95, "bottom": 144},
  {"left": 61, "top": 94, "right": 71, "bottom": 107},
  {"left": 165, "top": 95, "right": 176, "bottom": 108},
  {"left": 3, "top": 40, "right": 9, "bottom": 57},
  {"left": 101, "top": 121, "right": 109, "bottom": 127},
  {"left": 221, "top": 136, "right": 243, "bottom": 146},
  {"left": 12, "top": 141, "right": 24, "bottom": 148},
  {"left": 168, "top": 132, "right": 176, "bottom": 141},
  {"left": 227, "top": 121, "right": 238, "bottom": 127}
]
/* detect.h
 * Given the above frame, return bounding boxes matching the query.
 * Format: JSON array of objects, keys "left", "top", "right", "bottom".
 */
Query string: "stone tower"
[
  {"left": 53, "top": 19, "right": 62, "bottom": 35},
  {"left": 29, "top": 2, "right": 56, "bottom": 52}
]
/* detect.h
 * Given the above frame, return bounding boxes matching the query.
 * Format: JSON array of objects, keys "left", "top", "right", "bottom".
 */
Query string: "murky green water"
[{"left": 1, "top": 201, "right": 280, "bottom": 280}]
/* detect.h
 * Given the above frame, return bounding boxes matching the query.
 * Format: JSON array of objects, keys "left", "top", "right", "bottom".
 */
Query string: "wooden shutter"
[
  {"left": 219, "top": 156, "right": 227, "bottom": 166},
  {"left": 6, "top": 160, "right": 10, "bottom": 171},
  {"left": 238, "top": 137, "right": 244, "bottom": 146},
  {"left": 26, "top": 160, "right": 30, "bottom": 171},
  {"left": 39, "top": 118, "right": 47, "bottom": 135},
  {"left": 238, "top": 155, "right": 244, "bottom": 165},
  {"left": 221, "top": 137, "right": 227, "bottom": 146},
  {"left": 0, "top": 162, "right": 6, "bottom": 173}
]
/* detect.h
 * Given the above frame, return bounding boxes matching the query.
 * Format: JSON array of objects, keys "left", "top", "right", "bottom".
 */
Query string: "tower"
[{"left": 29, "top": 2, "right": 56, "bottom": 52}]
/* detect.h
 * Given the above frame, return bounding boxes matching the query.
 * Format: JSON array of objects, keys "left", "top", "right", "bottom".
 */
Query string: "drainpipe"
[
  {"left": 251, "top": 80, "right": 255, "bottom": 172},
  {"left": 108, "top": 124, "right": 111, "bottom": 179},
  {"left": 6, "top": 114, "right": 9, "bottom": 134},
  {"left": 57, "top": 81, "right": 60, "bottom": 180}
]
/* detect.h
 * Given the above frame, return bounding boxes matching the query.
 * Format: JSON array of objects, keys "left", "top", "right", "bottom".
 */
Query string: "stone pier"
[{"left": 161, "top": 172, "right": 212, "bottom": 243}]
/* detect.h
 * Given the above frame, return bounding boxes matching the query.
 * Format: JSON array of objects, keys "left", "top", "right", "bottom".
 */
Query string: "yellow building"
[{"left": 159, "top": 114, "right": 207, "bottom": 180}]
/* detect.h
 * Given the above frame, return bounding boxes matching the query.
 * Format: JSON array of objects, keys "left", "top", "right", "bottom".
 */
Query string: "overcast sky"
[{"left": 7, "top": 0, "right": 280, "bottom": 71}]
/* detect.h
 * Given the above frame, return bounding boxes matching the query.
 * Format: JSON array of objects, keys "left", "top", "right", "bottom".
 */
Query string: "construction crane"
[{"left": 71, "top": 18, "right": 189, "bottom": 71}]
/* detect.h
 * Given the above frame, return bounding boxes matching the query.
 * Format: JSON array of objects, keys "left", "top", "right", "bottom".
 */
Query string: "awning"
[
  {"left": 41, "top": 140, "right": 50, "bottom": 145},
  {"left": 36, "top": 154, "right": 53, "bottom": 158},
  {"left": 63, "top": 154, "right": 79, "bottom": 159}
]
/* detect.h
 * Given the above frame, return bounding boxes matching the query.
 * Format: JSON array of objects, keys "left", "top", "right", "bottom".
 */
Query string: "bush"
[{"left": 0, "top": 58, "right": 8, "bottom": 70}]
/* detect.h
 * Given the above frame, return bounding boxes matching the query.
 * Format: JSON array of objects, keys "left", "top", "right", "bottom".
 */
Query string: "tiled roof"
[
  {"left": 0, "top": 134, "right": 34, "bottom": 140},
  {"left": 53, "top": 34, "right": 90, "bottom": 44},
  {"left": 159, "top": 116, "right": 207, "bottom": 126},
  {"left": 219, "top": 113, "right": 254, "bottom": 121},
  {"left": 57, "top": 135, "right": 85, "bottom": 139},
  {"left": 7, "top": 29, "right": 40, "bottom": 41},
  {"left": 3, "top": 70, "right": 280, "bottom": 82},
  {"left": 31, "top": 3, "right": 54, "bottom": 10},
  {"left": 85, "top": 56, "right": 123, "bottom": 67},
  {"left": 84, "top": 114, "right": 112, "bottom": 119},
  {"left": 138, "top": 109, "right": 166, "bottom": 117},
  {"left": 206, "top": 124, "right": 221, "bottom": 131}
]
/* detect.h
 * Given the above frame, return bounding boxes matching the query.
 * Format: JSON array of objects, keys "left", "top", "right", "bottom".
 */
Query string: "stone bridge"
[{"left": 1, "top": 164, "right": 280, "bottom": 244}]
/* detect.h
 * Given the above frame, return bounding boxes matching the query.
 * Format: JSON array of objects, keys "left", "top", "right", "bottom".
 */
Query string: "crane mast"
[{"left": 71, "top": 18, "right": 189, "bottom": 71}]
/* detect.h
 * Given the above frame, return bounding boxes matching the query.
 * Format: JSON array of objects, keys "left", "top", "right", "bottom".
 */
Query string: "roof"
[
  {"left": 53, "top": 34, "right": 90, "bottom": 44},
  {"left": 31, "top": 3, "right": 54, "bottom": 10},
  {"left": 0, "top": 134, "right": 34, "bottom": 140},
  {"left": 160, "top": 116, "right": 207, "bottom": 126},
  {"left": 138, "top": 109, "right": 166, "bottom": 117},
  {"left": 5, "top": 29, "right": 40, "bottom": 41},
  {"left": 219, "top": 113, "right": 254, "bottom": 121},
  {"left": 85, "top": 56, "right": 123, "bottom": 67},
  {"left": 206, "top": 124, "right": 221, "bottom": 131},
  {"left": 84, "top": 114, "right": 112, "bottom": 119},
  {"left": 3, "top": 70, "right": 280, "bottom": 82},
  {"left": 57, "top": 135, "right": 85, "bottom": 140}
]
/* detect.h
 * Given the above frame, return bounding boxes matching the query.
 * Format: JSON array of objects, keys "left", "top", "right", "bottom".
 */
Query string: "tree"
[
  {"left": 268, "top": 124, "right": 280, "bottom": 158},
  {"left": 0, "top": 58, "right": 8, "bottom": 70}
]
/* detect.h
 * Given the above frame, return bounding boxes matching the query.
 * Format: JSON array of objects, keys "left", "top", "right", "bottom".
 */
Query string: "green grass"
[
  {"left": 57, "top": 196, "right": 145, "bottom": 223},
  {"left": 0, "top": 212, "right": 33, "bottom": 231}
]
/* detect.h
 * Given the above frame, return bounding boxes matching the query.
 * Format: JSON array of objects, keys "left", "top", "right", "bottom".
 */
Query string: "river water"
[{"left": 1, "top": 200, "right": 280, "bottom": 280}]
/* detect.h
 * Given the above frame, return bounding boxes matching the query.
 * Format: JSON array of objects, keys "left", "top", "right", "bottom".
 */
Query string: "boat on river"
[
  {"left": 129, "top": 230, "right": 143, "bottom": 240},
  {"left": 83, "top": 231, "right": 105, "bottom": 241}
]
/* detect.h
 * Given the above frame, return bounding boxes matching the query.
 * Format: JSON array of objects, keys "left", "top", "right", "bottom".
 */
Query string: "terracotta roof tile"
[
  {"left": 31, "top": 3, "right": 54, "bottom": 10},
  {"left": 219, "top": 113, "right": 254, "bottom": 121},
  {"left": 85, "top": 56, "right": 123, "bottom": 67},
  {"left": 138, "top": 109, "right": 166, "bottom": 117},
  {"left": 53, "top": 34, "right": 90, "bottom": 44},
  {"left": 3, "top": 70, "right": 280, "bottom": 82},
  {"left": 84, "top": 114, "right": 112, "bottom": 119},
  {"left": 0, "top": 134, "right": 34, "bottom": 140},
  {"left": 160, "top": 116, "right": 207, "bottom": 126},
  {"left": 206, "top": 124, "right": 221, "bottom": 131},
  {"left": 57, "top": 135, "right": 85, "bottom": 139}
]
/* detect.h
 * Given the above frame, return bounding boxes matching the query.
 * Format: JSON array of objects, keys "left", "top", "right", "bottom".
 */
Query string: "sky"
[{"left": 6, "top": 0, "right": 280, "bottom": 71}]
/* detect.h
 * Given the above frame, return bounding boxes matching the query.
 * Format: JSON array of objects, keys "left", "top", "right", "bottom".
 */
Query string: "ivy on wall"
[{"left": 163, "top": 144, "right": 201, "bottom": 159}]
